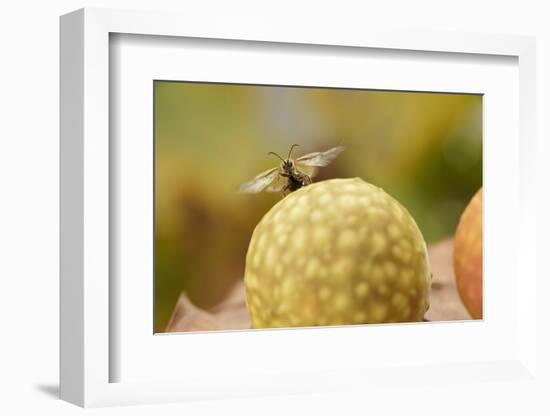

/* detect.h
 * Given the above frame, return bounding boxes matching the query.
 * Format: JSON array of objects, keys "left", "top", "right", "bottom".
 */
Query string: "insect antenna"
[
  {"left": 287, "top": 144, "right": 300, "bottom": 159},
  {"left": 267, "top": 151, "right": 286, "bottom": 162}
]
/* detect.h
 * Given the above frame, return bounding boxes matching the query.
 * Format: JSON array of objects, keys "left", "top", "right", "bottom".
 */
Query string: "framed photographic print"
[
  {"left": 154, "top": 81, "right": 481, "bottom": 334},
  {"left": 60, "top": 8, "right": 538, "bottom": 408}
]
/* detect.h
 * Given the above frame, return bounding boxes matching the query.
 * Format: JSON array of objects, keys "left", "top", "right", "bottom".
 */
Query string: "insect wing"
[
  {"left": 239, "top": 167, "right": 279, "bottom": 193},
  {"left": 266, "top": 173, "right": 286, "bottom": 192},
  {"left": 295, "top": 146, "right": 345, "bottom": 168},
  {"left": 294, "top": 164, "right": 319, "bottom": 178}
]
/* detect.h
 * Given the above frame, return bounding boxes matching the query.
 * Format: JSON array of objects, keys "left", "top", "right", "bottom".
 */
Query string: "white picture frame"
[{"left": 60, "top": 7, "right": 538, "bottom": 408}]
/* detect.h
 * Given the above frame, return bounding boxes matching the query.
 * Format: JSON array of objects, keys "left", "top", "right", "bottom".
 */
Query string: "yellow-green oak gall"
[{"left": 244, "top": 178, "right": 431, "bottom": 328}]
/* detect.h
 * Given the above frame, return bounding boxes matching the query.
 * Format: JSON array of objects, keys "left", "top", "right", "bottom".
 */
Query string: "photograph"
[{"left": 154, "top": 81, "right": 483, "bottom": 333}]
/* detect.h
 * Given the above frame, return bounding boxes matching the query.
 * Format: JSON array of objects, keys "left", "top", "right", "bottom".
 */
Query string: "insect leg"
[{"left": 281, "top": 183, "right": 290, "bottom": 198}]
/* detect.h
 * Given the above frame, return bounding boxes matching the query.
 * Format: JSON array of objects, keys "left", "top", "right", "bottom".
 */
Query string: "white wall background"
[{"left": 0, "top": 0, "right": 548, "bottom": 414}]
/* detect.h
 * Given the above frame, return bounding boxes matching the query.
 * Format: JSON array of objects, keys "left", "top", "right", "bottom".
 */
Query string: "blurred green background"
[{"left": 154, "top": 81, "right": 482, "bottom": 332}]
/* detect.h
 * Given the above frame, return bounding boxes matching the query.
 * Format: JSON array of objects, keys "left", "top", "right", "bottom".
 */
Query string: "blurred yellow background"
[{"left": 154, "top": 81, "right": 482, "bottom": 332}]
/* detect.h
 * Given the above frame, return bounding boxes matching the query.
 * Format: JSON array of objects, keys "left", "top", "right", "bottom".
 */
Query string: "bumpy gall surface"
[{"left": 244, "top": 178, "right": 431, "bottom": 328}]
